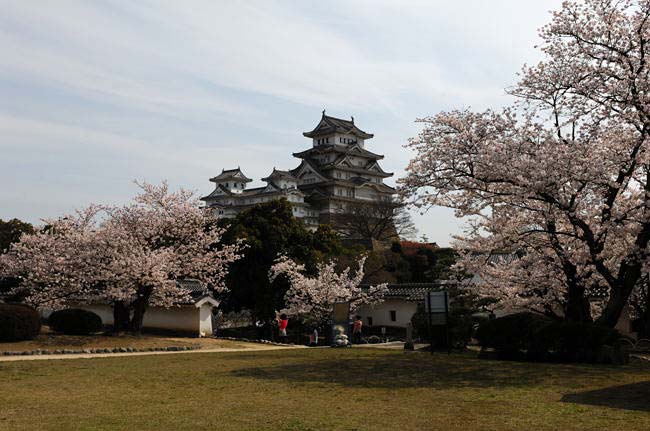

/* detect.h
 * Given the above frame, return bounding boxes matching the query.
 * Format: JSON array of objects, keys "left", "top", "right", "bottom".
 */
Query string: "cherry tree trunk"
[
  {"left": 565, "top": 289, "right": 592, "bottom": 323},
  {"left": 112, "top": 301, "right": 131, "bottom": 332},
  {"left": 129, "top": 298, "right": 148, "bottom": 333},
  {"left": 128, "top": 287, "right": 152, "bottom": 333},
  {"left": 597, "top": 274, "right": 638, "bottom": 329}
]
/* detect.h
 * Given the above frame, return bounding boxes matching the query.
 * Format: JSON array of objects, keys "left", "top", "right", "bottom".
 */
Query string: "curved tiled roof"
[
  {"left": 303, "top": 114, "right": 374, "bottom": 139},
  {"left": 261, "top": 168, "right": 297, "bottom": 182},
  {"left": 210, "top": 168, "right": 252, "bottom": 183},
  {"left": 293, "top": 144, "right": 384, "bottom": 160},
  {"left": 359, "top": 283, "right": 455, "bottom": 301}
]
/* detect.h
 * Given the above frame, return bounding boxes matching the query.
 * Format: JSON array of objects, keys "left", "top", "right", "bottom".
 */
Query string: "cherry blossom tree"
[
  {"left": 0, "top": 182, "right": 242, "bottom": 332},
  {"left": 268, "top": 255, "right": 388, "bottom": 325},
  {"left": 401, "top": 0, "right": 650, "bottom": 327}
]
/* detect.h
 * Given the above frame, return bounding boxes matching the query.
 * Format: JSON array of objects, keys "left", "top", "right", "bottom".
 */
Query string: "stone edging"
[
  {"left": 1, "top": 345, "right": 199, "bottom": 356},
  {"left": 216, "top": 336, "right": 296, "bottom": 347}
]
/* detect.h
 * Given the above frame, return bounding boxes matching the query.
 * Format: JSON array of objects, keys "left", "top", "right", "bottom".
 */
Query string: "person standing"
[
  {"left": 309, "top": 327, "right": 319, "bottom": 346},
  {"left": 277, "top": 313, "right": 289, "bottom": 344},
  {"left": 352, "top": 315, "right": 363, "bottom": 344}
]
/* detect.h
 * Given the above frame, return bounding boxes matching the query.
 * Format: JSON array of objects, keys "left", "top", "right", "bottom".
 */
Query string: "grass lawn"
[
  {"left": 1, "top": 348, "right": 649, "bottom": 431},
  {"left": 0, "top": 328, "right": 262, "bottom": 353}
]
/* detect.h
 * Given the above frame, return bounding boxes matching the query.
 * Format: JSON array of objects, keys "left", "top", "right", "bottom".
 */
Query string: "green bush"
[
  {"left": 475, "top": 312, "right": 551, "bottom": 359},
  {"left": 48, "top": 308, "right": 102, "bottom": 335},
  {"left": 529, "top": 321, "right": 620, "bottom": 363},
  {"left": 0, "top": 303, "right": 41, "bottom": 342},
  {"left": 476, "top": 312, "right": 623, "bottom": 363}
]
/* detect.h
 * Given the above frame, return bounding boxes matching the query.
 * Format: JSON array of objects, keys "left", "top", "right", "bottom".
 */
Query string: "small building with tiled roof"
[{"left": 356, "top": 283, "right": 451, "bottom": 329}]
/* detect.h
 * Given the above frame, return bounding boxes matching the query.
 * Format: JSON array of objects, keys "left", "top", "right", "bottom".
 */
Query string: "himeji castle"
[{"left": 201, "top": 112, "right": 396, "bottom": 235}]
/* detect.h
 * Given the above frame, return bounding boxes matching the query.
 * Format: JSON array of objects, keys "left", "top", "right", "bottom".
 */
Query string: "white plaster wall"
[
  {"left": 198, "top": 304, "right": 213, "bottom": 337},
  {"left": 75, "top": 304, "right": 201, "bottom": 333},
  {"left": 356, "top": 299, "right": 419, "bottom": 328}
]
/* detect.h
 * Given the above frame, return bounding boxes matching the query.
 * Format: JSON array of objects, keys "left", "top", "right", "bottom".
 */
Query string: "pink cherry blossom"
[
  {"left": 0, "top": 181, "right": 242, "bottom": 331},
  {"left": 400, "top": 0, "right": 650, "bottom": 326},
  {"left": 269, "top": 255, "right": 387, "bottom": 325}
]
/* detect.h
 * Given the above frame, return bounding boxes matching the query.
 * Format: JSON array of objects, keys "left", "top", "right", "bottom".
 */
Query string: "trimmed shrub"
[
  {"left": 0, "top": 303, "right": 41, "bottom": 342},
  {"left": 529, "top": 321, "right": 621, "bottom": 363},
  {"left": 48, "top": 308, "right": 102, "bottom": 335},
  {"left": 475, "top": 312, "right": 551, "bottom": 359},
  {"left": 476, "top": 312, "right": 623, "bottom": 363}
]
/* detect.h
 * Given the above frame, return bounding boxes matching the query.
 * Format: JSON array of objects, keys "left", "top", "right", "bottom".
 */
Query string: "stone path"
[{"left": 0, "top": 344, "right": 305, "bottom": 362}]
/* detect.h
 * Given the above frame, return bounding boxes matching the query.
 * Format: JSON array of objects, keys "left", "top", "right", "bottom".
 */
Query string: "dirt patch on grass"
[{"left": 0, "top": 327, "right": 267, "bottom": 353}]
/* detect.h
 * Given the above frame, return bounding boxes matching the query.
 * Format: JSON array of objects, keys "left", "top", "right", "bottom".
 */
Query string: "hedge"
[
  {"left": 0, "top": 303, "right": 41, "bottom": 342},
  {"left": 529, "top": 321, "right": 620, "bottom": 363},
  {"left": 475, "top": 312, "right": 551, "bottom": 359},
  {"left": 476, "top": 312, "right": 623, "bottom": 363},
  {"left": 48, "top": 308, "right": 103, "bottom": 335}
]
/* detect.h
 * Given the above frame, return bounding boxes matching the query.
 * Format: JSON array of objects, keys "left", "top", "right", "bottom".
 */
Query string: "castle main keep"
[{"left": 201, "top": 112, "right": 395, "bottom": 234}]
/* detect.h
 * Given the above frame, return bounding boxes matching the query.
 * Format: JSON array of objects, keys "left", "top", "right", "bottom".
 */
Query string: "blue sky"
[{"left": 0, "top": 0, "right": 564, "bottom": 245}]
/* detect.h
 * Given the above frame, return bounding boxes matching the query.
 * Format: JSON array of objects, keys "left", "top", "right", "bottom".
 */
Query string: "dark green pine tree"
[{"left": 219, "top": 199, "right": 344, "bottom": 319}]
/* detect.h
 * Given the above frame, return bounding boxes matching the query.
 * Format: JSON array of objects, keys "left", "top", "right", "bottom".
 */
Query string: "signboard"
[
  {"left": 424, "top": 290, "right": 450, "bottom": 354},
  {"left": 424, "top": 291, "right": 448, "bottom": 314}
]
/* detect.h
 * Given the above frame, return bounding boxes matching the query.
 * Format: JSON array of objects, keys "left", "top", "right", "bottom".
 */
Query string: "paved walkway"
[{"left": 0, "top": 344, "right": 305, "bottom": 363}]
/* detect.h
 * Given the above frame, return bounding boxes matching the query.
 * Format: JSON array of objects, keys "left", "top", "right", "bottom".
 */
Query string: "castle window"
[{"left": 390, "top": 310, "right": 397, "bottom": 322}]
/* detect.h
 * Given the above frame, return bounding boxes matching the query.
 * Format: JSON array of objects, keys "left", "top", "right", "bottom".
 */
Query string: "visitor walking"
[{"left": 352, "top": 315, "right": 363, "bottom": 344}]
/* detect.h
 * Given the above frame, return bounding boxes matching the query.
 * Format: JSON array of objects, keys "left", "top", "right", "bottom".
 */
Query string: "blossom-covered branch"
[{"left": 269, "top": 255, "right": 387, "bottom": 324}]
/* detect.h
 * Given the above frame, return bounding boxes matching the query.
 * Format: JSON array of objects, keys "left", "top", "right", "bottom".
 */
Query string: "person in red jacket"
[
  {"left": 277, "top": 313, "right": 289, "bottom": 343},
  {"left": 352, "top": 315, "right": 363, "bottom": 344}
]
